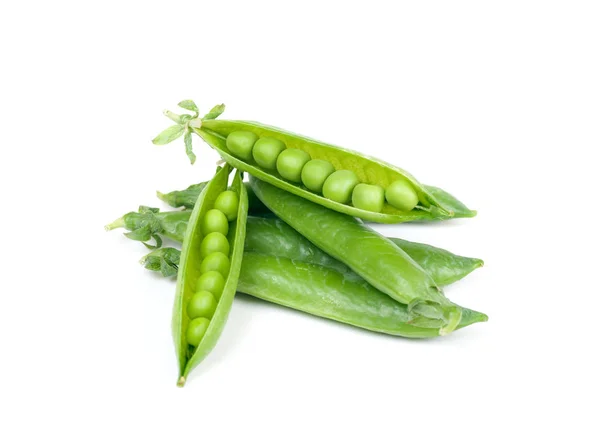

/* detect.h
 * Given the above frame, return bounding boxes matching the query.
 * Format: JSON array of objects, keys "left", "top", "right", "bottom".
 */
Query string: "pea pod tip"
[{"left": 177, "top": 376, "right": 186, "bottom": 387}]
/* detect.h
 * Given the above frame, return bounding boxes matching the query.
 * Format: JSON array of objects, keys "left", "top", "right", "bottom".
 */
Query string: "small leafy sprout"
[
  {"left": 140, "top": 247, "right": 181, "bottom": 278},
  {"left": 152, "top": 100, "right": 226, "bottom": 164},
  {"left": 105, "top": 205, "right": 165, "bottom": 250}
]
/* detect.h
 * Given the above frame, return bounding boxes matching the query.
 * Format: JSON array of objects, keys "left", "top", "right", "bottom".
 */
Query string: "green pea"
[
  {"left": 186, "top": 317, "right": 211, "bottom": 347},
  {"left": 253, "top": 137, "right": 286, "bottom": 170},
  {"left": 199, "top": 252, "right": 230, "bottom": 278},
  {"left": 214, "top": 190, "right": 239, "bottom": 221},
  {"left": 200, "top": 232, "right": 230, "bottom": 258},
  {"left": 196, "top": 270, "right": 226, "bottom": 298},
  {"left": 322, "top": 170, "right": 360, "bottom": 204},
  {"left": 351, "top": 183, "right": 385, "bottom": 212},
  {"left": 187, "top": 290, "right": 218, "bottom": 319},
  {"left": 226, "top": 131, "right": 258, "bottom": 161},
  {"left": 301, "top": 159, "right": 335, "bottom": 193},
  {"left": 276, "top": 148, "right": 311, "bottom": 182},
  {"left": 385, "top": 180, "right": 419, "bottom": 211},
  {"left": 202, "top": 209, "right": 229, "bottom": 236}
]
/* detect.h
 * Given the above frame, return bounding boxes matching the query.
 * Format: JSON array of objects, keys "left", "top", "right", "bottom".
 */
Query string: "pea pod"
[
  {"left": 251, "top": 177, "right": 464, "bottom": 335},
  {"left": 142, "top": 249, "right": 487, "bottom": 338},
  {"left": 109, "top": 210, "right": 484, "bottom": 286},
  {"left": 152, "top": 101, "right": 476, "bottom": 223},
  {"left": 172, "top": 165, "right": 248, "bottom": 386}
]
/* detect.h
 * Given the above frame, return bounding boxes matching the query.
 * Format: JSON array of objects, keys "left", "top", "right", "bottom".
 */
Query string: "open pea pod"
[
  {"left": 172, "top": 164, "right": 248, "bottom": 386},
  {"left": 152, "top": 101, "right": 476, "bottom": 224},
  {"left": 196, "top": 119, "right": 475, "bottom": 223}
]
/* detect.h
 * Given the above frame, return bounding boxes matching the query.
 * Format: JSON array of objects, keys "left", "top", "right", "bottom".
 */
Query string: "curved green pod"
[
  {"left": 172, "top": 165, "right": 248, "bottom": 386},
  {"left": 142, "top": 249, "right": 487, "bottom": 337},
  {"left": 112, "top": 211, "right": 483, "bottom": 287},
  {"left": 239, "top": 253, "right": 486, "bottom": 338},
  {"left": 243, "top": 217, "right": 483, "bottom": 287},
  {"left": 194, "top": 119, "right": 475, "bottom": 223},
  {"left": 250, "top": 177, "right": 463, "bottom": 334}
]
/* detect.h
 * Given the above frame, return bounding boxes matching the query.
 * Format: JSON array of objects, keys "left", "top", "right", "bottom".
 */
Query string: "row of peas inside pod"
[
  {"left": 226, "top": 131, "right": 419, "bottom": 213},
  {"left": 185, "top": 189, "right": 239, "bottom": 347}
]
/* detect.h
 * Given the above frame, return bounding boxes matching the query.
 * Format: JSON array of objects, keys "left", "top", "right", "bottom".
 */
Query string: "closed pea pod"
[
  {"left": 142, "top": 249, "right": 488, "bottom": 338},
  {"left": 250, "top": 177, "right": 464, "bottom": 335},
  {"left": 119, "top": 212, "right": 485, "bottom": 287},
  {"left": 172, "top": 164, "right": 248, "bottom": 386},
  {"left": 237, "top": 253, "right": 487, "bottom": 338}
]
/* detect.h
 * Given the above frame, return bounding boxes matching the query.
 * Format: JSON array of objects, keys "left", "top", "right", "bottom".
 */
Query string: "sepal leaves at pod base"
[
  {"left": 152, "top": 100, "right": 225, "bottom": 164},
  {"left": 105, "top": 206, "right": 164, "bottom": 249},
  {"left": 105, "top": 205, "right": 190, "bottom": 249}
]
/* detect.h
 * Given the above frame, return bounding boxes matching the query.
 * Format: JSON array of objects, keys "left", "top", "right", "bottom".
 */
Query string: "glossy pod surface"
[
  {"left": 250, "top": 177, "right": 463, "bottom": 334},
  {"left": 142, "top": 249, "right": 487, "bottom": 337},
  {"left": 238, "top": 253, "right": 487, "bottom": 338},
  {"left": 125, "top": 212, "right": 484, "bottom": 287},
  {"left": 172, "top": 165, "right": 248, "bottom": 386},
  {"left": 196, "top": 119, "right": 476, "bottom": 223}
]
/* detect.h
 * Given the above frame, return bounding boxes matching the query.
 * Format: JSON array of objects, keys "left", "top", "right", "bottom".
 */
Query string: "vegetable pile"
[{"left": 107, "top": 100, "right": 486, "bottom": 386}]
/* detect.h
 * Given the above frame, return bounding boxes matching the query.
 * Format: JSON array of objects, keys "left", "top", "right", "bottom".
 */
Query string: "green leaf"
[
  {"left": 178, "top": 100, "right": 199, "bottom": 113},
  {"left": 184, "top": 131, "right": 196, "bottom": 164},
  {"left": 202, "top": 104, "right": 225, "bottom": 120},
  {"left": 142, "top": 234, "right": 163, "bottom": 250},
  {"left": 141, "top": 248, "right": 181, "bottom": 278},
  {"left": 152, "top": 125, "right": 185, "bottom": 145},
  {"left": 139, "top": 206, "right": 160, "bottom": 214},
  {"left": 125, "top": 226, "right": 152, "bottom": 242}
]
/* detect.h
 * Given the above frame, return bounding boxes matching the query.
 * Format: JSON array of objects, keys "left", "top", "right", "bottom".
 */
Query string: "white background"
[{"left": 1, "top": 1, "right": 599, "bottom": 439}]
